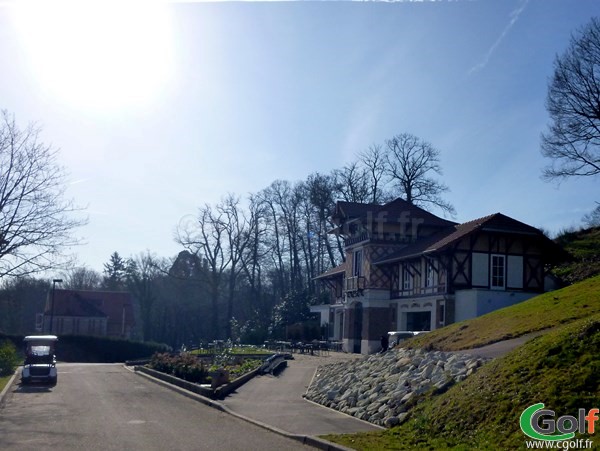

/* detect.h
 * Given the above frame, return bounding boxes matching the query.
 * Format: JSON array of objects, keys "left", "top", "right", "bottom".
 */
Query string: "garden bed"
[{"left": 137, "top": 351, "right": 270, "bottom": 399}]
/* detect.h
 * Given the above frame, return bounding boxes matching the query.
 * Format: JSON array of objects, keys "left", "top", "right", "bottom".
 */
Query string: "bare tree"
[
  {"left": 384, "top": 133, "right": 456, "bottom": 216},
  {"left": 0, "top": 111, "right": 85, "bottom": 277},
  {"left": 240, "top": 194, "right": 270, "bottom": 326},
  {"left": 306, "top": 173, "right": 341, "bottom": 269},
  {"left": 583, "top": 203, "right": 600, "bottom": 227},
  {"left": 126, "top": 251, "right": 167, "bottom": 341},
  {"left": 176, "top": 205, "right": 230, "bottom": 338},
  {"left": 62, "top": 266, "right": 102, "bottom": 290},
  {"left": 218, "top": 194, "right": 252, "bottom": 338},
  {"left": 332, "top": 162, "right": 371, "bottom": 203},
  {"left": 358, "top": 144, "right": 390, "bottom": 204},
  {"left": 542, "top": 17, "right": 600, "bottom": 180}
]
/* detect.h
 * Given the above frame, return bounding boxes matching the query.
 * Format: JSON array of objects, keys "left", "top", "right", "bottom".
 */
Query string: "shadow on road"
[{"left": 14, "top": 384, "right": 54, "bottom": 394}]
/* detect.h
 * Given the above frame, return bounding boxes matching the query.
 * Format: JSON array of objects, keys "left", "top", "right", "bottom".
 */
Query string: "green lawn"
[
  {"left": 190, "top": 346, "right": 271, "bottom": 355},
  {"left": 406, "top": 274, "right": 600, "bottom": 351},
  {"left": 323, "top": 275, "right": 600, "bottom": 450},
  {"left": 0, "top": 373, "right": 13, "bottom": 393},
  {"left": 325, "top": 315, "right": 600, "bottom": 450}
]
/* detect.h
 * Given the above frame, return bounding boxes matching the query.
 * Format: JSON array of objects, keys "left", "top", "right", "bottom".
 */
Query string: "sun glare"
[{"left": 12, "top": 0, "right": 174, "bottom": 111}]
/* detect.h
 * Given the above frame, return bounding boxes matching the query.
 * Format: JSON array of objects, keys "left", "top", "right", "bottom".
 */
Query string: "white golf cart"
[{"left": 21, "top": 335, "right": 58, "bottom": 385}]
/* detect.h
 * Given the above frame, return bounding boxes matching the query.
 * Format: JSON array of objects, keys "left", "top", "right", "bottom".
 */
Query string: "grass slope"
[
  {"left": 0, "top": 374, "right": 12, "bottom": 394},
  {"left": 406, "top": 274, "right": 600, "bottom": 351},
  {"left": 556, "top": 226, "right": 600, "bottom": 261},
  {"left": 325, "top": 316, "right": 600, "bottom": 450},
  {"left": 323, "top": 276, "right": 600, "bottom": 449},
  {"left": 553, "top": 226, "right": 600, "bottom": 283}
]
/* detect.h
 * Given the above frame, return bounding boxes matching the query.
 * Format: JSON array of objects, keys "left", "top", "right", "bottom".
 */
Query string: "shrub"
[
  {"left": 57, "top": 335, "right": 171, "bottom": 363},
  {"left": 149, "top": 352, "right": 175, "bottom": 374},
  {"left": 149, "top": 352, "right": 207, "bottom": 384},
  {"left": 0, "top": 340, "right": 19, "bottom": 376}
]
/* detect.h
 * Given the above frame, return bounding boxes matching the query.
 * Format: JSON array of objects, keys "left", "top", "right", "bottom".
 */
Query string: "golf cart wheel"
[{"left": 21, "top": 377, "right": 31, "bottom": 385}]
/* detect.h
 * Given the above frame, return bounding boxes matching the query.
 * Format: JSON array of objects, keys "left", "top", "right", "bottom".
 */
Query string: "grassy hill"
[
  {"left": 323, "top": 275, "right": 600, "bottom": 449},
  {"left": 407, "top": 274, "right": 600, "bottom": 351},
  {"left": 552, "top": 226, "right": 600, "bottom": 283}
]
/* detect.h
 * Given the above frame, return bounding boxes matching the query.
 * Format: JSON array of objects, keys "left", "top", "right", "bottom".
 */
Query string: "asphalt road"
[
  {"left": 221, "top": 353, "right": 381, "bottom": 436},
  {"left": 0, "top": 363, "right": 315, "bottom": 451}
]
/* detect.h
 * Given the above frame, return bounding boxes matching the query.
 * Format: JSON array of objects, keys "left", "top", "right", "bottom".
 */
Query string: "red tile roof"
[
  {"left": 45, "top": 289, "right": 135, "bottom": 328},
  {"left": 426, "top": 213, "right": 541, "bottom": 253},
  {"left": 314, "top": 261, "right": 347, "bottom": 280},
  {"left": 332, "top": 198, "right": 456, "bottom": 230},
  {"left": 374, "top": 213, "right": 563, "bottom": 265}
]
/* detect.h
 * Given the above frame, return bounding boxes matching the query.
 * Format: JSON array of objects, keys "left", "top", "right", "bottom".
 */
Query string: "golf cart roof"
[{"left": 24, "top": 335, "right": 58, "bottom": 342}]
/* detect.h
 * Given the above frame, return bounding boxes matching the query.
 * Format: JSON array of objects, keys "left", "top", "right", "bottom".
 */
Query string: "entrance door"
[
  {"left": 353, "top": 302, "right": 363, "bottom": 353},
  {"left": 406, "top": 311, "right": 431, "bottom": 331}
]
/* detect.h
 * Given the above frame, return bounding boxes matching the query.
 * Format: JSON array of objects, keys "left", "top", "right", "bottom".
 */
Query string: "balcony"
[
  {"left": 344, "top": 276, "right": 366, "bottom": 296},
  {"left": 344, "top": 231, "right": 415, "bottom": 247},
  {"left": 391, "top": 283, "right": 447, "bottom": 299},
  {"left": 344, "top": 232, "right": 369, "bottom": 246}
]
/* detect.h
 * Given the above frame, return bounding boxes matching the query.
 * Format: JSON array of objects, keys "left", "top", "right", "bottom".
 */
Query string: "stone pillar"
[
  {"left": 342, "top": 306, "right": 355, "bottom": 353},
  {"left": 361, "top": 306, "right": 391, "bottom": 354}
]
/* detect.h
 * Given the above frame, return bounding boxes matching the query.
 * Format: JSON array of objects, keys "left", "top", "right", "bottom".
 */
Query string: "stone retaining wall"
[{"left": 304, "top": 348, "right": 487, "bottom": 427}]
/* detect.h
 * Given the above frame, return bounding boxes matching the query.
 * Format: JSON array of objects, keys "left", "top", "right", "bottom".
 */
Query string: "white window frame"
[
  {"left": 425, "top": 259, "right": 436, "bottom": 288},
  {"left": 353, "top": 249, "right": 363, "bottom": 277},
  {"left": 490, "top": 254, "right": 506, "bottom": 290},
  {"left": 402, "top": 264, "right": 412, "bottom": 291}
]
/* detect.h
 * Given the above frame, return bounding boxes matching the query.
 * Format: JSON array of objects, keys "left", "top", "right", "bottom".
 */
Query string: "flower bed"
[{"left": 147, "top": 351, "right": 264, "bottom": 387}]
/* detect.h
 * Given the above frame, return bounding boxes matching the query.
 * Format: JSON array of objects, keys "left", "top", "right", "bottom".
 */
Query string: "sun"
[{"left": 12, "top": 0, "right": 174, "bottom": 111}]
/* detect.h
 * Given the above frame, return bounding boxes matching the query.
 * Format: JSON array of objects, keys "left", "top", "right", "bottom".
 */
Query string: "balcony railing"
[
  {"left": 391, "top": 283, "right": 447, "bottom": 299},
  {"left": 344, "top": 232, "right": 369, "bottom": 246},
  {"left": 345, "top": 276, "right": 366, "bottom": 294},
  {"left": 344, "top": 232, "right": 417, "bottom": 247}
]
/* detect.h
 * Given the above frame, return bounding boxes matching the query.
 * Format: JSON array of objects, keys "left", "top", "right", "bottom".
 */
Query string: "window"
[
  {"left": 439, "top": 303, "right": 446, "bottom": 327},
  {"left": 402, "top": 265, "right": 412, "bottom": 291},
  {"left": 353, "top": 249, "right": 363, "bottom": 277},
  {"left": 491, "top": 254, "right": 506, "bottom": 289},
  {"left": 425, "top": 260, "right": 436, "bottom": 287},
  {"left": 389, "top": 304, "right": 398, "bottom": 330}
]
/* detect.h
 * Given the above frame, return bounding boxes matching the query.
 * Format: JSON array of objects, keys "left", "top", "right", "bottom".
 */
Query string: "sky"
[{"left": 0, "top": 0, "right": 598, "bottom": 274}]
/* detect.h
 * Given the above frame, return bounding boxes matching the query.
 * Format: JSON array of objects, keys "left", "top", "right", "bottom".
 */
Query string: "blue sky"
[{"left": 0, "top": 0, "right": 598, "bottom": 273}]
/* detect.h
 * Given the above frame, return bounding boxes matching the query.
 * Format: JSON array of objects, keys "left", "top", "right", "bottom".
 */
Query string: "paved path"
[
  {"left": 220, "top": 352, "right": 382, "bottom": 436},
  {"left": 452, "top": 330, "right": 547, "bottom": 359},
  {"left": 0, "top": 363, "right": 316, "bottom": 451},
  {"left": 1, "top": 337, "right": 540, "bottom": 450}
]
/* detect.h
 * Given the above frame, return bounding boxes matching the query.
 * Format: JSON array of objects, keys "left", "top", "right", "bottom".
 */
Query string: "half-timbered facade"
[{"left": 313, "top": 199, "right": 566, "bottom": 354}]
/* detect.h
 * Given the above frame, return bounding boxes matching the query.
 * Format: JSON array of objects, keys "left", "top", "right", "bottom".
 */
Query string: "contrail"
[{"left": 469, "top": 0, "right": 530, "bottom": 74}]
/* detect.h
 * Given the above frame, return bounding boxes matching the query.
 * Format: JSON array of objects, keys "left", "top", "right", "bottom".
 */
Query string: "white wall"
[
  {"left": 455, "top": 289, "right": 535, "bottom": 322},
  {"left": 454, "top": 290, "right": 479, "bottom": 322},
  {"left": 507, "top": 255, "right": 524, "bottom": 288},
  {"left": 309, "top": 305, "right": 330, "bottom": 326},
  {"left": 472, "top": 252, "right": 489, "bottom": 286}
]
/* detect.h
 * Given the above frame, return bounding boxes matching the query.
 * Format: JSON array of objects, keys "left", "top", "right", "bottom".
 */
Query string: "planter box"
[{"left": 135, "top": 365, "right": 262, "bottom": 399}]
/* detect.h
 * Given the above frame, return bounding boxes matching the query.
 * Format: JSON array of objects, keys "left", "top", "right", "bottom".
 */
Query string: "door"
[
  {"left": 406, "top": 311, "right": 431, "bottom": 331},
  {"left": 353, "top": 302, "right": 363, "bottom": 353}
]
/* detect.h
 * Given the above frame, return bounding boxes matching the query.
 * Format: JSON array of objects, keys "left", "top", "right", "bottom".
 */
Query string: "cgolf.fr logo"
[{"left": 520, "top": 403, "right": 598, "bottom": 441}]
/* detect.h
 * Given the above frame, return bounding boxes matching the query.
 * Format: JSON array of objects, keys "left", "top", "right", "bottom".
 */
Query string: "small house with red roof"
[
  {"left": 313, "top": 198, "right": 566, "bottom": 354},
  {"left": 42, "top": 289, "right": 135, "bottom": 339}
]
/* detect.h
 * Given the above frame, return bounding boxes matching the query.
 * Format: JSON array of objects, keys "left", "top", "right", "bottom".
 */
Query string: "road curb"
[
  {"left": 131, "top": 366, "right": 355, "bottom": 451},
  {"left": 0, "top": 368, "right": 19, "bottom": 407}
]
